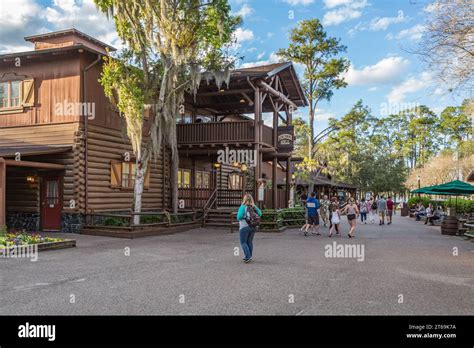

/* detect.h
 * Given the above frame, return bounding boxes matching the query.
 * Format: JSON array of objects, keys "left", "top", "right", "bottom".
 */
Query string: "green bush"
[
  {"left": 103, "top": 216, "right": 129, "bottom": 227},
  {"left": 408, "top": 197, "right": 473, "bottom": 214},
  {"left": 141, "top": 214, "right": 166, "bottom": 224},
  {"left": 260, "top": 208, "right": 305, "bottom": 230}
]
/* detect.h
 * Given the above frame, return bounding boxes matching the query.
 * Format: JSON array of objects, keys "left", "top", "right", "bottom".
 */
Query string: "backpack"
[
  {"left": 371, "top": 201, "right": 377, "bottom": 210},
  {"left": 245, "top": 206, "right": 261, "bottom": 228}
]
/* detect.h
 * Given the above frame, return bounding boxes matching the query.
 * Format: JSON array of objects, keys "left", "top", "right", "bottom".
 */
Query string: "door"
[{"left": 41, "top": 176, "right": 62, "bottom": 231}]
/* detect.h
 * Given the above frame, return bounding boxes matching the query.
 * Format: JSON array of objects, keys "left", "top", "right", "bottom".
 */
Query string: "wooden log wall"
[
  {"left": 5, "top": 169, "right": 39, "bottom": 213},
  {"left": 85, "top": 123, "right": 169, "bottom": 212}
]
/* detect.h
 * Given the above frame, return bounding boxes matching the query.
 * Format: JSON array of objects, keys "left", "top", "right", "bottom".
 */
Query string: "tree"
[
  {"left": 276, "top": 19, "right": 348, "bottom": 160},
  {"left": 95, "top": 0, "right": 239, "bottom": 219},
  {"left": 439, "top": 99, "right": 472, "bottom": 149},
  {"left": 417, "top": 0, "right": 474, "bottom": 91}
]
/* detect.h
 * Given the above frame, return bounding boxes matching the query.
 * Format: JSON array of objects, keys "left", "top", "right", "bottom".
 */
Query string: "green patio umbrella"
[{"left": 428, "top": 180, "right": 474, "bottom": 195}]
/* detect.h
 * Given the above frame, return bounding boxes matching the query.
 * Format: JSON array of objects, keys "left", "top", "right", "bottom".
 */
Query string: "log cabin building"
[{"left": 0, "top": 29, "right": 307, "bottom": 233}]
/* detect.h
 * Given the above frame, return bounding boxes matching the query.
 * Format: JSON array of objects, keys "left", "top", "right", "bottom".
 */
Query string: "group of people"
[
  {"left": 235, "top": 192, "right": 399, "bottom": 264},
  {"left": 299, "top": 193, "right": 360, "bottom": 238},
  {"left": 412, "top": 202, "right": 444, "bottom": 225},
  {"left": 360, "top": 196, "right": 396, "bottom": 225}
]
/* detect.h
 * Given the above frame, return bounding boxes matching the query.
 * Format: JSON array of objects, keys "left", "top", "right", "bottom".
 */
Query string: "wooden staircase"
[{"left": 203, "top": 208, "right": 239, "bottom": 231}]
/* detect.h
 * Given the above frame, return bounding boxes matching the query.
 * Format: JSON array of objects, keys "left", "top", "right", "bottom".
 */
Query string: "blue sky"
[{"left": 0, "top": 0, "right": 470, "bottom": 134}]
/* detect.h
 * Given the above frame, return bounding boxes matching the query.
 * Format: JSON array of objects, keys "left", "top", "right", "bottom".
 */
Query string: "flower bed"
[{"left": 0, "top": 230, "right": 73, "bottom": 252}]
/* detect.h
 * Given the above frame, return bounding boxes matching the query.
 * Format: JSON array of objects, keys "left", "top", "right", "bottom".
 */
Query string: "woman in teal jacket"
[{"left": 237, "top": 193, "right": 262, "bottom": 263}]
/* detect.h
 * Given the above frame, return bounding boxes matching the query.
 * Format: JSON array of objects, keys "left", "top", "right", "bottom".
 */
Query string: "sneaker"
[
  {"left": 303, "top": 231, "right": 308, "bottom": 237},
  {"left": 243, "top": 258, "right": 252, "bottom": 263}
]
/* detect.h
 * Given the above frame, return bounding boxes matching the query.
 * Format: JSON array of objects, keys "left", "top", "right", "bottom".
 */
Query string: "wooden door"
[{"left": 41, "top": 176, "right": 62, "bottom": 231}]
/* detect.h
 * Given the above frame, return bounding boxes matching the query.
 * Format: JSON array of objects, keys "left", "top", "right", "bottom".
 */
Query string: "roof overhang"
[{"left": 0, "top": 145, "right": 72, "bottom": 158}]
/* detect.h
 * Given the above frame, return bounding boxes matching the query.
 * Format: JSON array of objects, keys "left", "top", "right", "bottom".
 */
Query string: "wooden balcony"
[{"left": 177, "top": 121, "right": 273, "bottom": 147}]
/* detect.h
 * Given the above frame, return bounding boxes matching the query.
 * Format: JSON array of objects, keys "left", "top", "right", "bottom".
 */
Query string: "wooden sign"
[{"left": 277, "top": 126, "right": 294, "bottom": 151}]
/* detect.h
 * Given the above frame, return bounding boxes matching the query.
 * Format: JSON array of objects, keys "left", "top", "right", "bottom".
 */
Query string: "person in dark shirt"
[
  {"left": 305, "top": 192, "right": 321, "bottom": 236},
  {"left": 386, "top": 196, "right": 394, "bottom": 225}
]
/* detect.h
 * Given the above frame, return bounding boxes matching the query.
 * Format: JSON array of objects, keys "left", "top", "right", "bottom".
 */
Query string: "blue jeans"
[
  {"left": 360, "top": 212, "right": 367, "bottom": 222},
  {"left": 239, "top": 226, "right": 256, "bottom": 260}
]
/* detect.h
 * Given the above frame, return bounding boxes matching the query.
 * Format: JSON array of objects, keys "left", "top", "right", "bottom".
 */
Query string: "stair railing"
[{"left": 202, "top": 188, "right": 218, "bottom": 227}]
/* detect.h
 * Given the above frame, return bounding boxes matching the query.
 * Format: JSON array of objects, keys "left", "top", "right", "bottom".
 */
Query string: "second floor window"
[
  {"left": 177, "top": 169, "right": 191, "bottom": 188},
  {"left": 0, "top": 81, "right": 21, "bottom": 109},
  {"left": 195, "top": 171, "right": 210, "bottom": 189}
]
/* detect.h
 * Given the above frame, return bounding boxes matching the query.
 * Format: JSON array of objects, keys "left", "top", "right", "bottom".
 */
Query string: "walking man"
[
  {"left": 305, "top": 192, "right": 320, "bottom": 236},
  {"left": 377, "top": 195, "right": 387, "bottom": 225},
  {"left": 386, "top": 196, "right": 394, "bottom": 225}
]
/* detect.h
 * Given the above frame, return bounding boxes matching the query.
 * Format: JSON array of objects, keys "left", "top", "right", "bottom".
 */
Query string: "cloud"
[
  {"left": 322, "top": 0, "right": 368, "bottom": 26},
  {"left": 0, "top": 0, "right": 45, "bottom": 52},
  {"left": 323, "top": 0, "right": 353, "bottom": 9},
  {"left": 234, "top": 27, "right": 254, "bottom": 42},
  {"left": 344, "top": 56, "right": 410, "bottom": 86},
  {"left": 282, "top": 0, "right": 315, "bottom": 5},
  {"left": 239, "top": 52, "right": 281, "bottom": 68},
  {"left": 386, "top": 24, "right": 425, "bottom": 42},
  {"left": 369, "top": 11, "right": 407, "bottom": 31},
  {"left": 234, "top": 4, "right": 254, "bottom": 19},
  {"left": 315, "top": 109, "right": 336, "bottom": 121},
  {"left": 257, "top": 51, "right": 266, "bottom": 60},
  {"left": 0, "top": 0, "right": 121, "bottom": 53},
  {"left": 387, "top": 72, "right": 433, "bottom": 103}
]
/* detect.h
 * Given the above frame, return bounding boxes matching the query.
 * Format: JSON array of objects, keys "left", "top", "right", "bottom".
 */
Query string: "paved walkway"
[{"left": 1, "top": 215, "right": 473, "bottom": 315}]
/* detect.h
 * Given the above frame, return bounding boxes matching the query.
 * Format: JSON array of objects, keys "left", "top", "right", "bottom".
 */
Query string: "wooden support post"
[
  {"left": 0, "top": 158, "right": 5, "bottom": 227},
  {"left": 254, "top": 86, "right": 261, "bottom": 201},
  {"left": 272, "top": 105, "right": 278, "bottom": 209},
  {"left": 286, "top": 158, "right": 291, "bottom": 208}
]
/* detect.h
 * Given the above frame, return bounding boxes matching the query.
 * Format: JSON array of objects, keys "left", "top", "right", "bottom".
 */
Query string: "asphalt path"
[{"left": 1, "top": 215, "right": 473, "bottom": 315}]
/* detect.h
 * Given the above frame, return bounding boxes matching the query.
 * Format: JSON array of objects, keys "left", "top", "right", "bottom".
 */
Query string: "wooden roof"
[
  {"left": 189, "top": 62, "right": 308, "bottom": 114},
  {"left": 468, "top": 170, "right": 474, "bottom": 182},
  {"left": 25, "top": 28, "right": 116, "bottom": 52},
  {"left": 0, "top": 145, "right": 72, "bottom": 158}
]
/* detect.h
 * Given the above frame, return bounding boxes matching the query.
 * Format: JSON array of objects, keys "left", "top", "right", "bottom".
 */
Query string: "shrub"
[{"left": 103, "top": 216, "right": 129, "bottom": 227}]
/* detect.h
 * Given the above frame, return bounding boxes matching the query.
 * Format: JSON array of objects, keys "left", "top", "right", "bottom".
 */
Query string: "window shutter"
[
  {"left": 110, "top": 161, "right": 122, "bottom": 187},
  {"left": 21, "top": 79, "right": 35, "bottom": 107},
  {"left": 144, "top": 168, "right": 151, "bottom": 188}
]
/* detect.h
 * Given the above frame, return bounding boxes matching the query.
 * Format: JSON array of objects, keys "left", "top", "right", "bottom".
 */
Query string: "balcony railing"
[{"left": 177, "top": 121, "right": 273, "bottom": 146}]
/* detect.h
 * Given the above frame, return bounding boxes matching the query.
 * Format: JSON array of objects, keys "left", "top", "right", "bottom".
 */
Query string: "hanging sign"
[{"left": 277, "top": 126, "right": 294, "bottom": 151}]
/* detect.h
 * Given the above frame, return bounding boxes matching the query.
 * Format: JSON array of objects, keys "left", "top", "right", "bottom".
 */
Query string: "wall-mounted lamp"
[
  {"left": 26, "top": 175, "right": 36, "bottom": 184},
  {"left": 213, "top": 163, "right": 221, "bottom": 169}
]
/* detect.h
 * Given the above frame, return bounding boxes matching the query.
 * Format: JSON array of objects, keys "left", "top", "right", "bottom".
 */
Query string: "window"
[
  {"left": 110, "top": 161, "right": 150, "bottom": 189},
  {"left": 195, "top": 171, "right": 210, "bottom": 189},
  {"left": 228, "top": 173, "right": 242, "bottom": 190},
  {"left": 0, "top": 79, "right": 33, "bottom": 110},
  {"left": 177, "top": 169, "right": 191, "bottom": 188}
]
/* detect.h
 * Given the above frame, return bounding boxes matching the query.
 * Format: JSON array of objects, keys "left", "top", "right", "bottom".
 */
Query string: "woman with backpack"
[{"left": 237, "top": 193, "right": 262, "bottom": 263}]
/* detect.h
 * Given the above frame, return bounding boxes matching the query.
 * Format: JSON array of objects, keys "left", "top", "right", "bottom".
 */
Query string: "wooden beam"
[
  {"left": 0, "top": 158, "right": 5, "bottom": 227},
  {"left": 197, "top": 88, "right": 253, "bottom": 97},
  {"left": 4, "top": 159, "right": 66, "bottom": 170},
  {"left": 257, "top": 81, "right": 298, "bottom": 109}
]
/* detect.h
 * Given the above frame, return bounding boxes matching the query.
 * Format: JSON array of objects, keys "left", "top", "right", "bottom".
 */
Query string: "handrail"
[{"left": 202, "top": 188, "right": 218, "bottom": 227}]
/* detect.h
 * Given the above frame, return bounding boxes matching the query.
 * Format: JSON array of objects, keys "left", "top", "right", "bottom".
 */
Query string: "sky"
[{"left": 0, "top": 0, "right": 471, "bottom": 135}]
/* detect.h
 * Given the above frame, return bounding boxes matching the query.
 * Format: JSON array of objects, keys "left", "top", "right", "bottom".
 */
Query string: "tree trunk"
[{"left": 133, "top": 160, "right": 145, "bottom": 225}]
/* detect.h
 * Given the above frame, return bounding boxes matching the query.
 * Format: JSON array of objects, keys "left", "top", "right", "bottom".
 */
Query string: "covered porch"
[
  {"left": 0, "top": 145, "right": 69, "bottom": 231},
  {"left": 177, "top": 62, "right": 308, "bottom": 210}
]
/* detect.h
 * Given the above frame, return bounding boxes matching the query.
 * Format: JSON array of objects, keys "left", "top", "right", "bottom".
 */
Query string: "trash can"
[{"left": 401, "top": 202, "right": 409, "bottom": 217}]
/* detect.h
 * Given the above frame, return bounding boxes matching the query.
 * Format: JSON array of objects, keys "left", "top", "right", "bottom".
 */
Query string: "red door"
[{"left": 41, "top": 176, "right": 62, "bottom": 231}]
